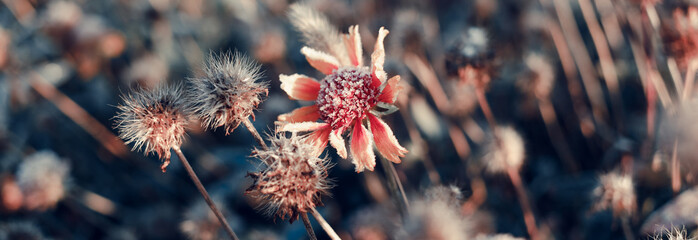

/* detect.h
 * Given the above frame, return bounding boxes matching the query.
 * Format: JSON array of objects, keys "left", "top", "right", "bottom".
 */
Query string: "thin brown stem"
[
  {"left": 539, "top": 99, "right": 578, "bottom": 173},
  {"left": 671, "top": 139, "right": 681, "bottom": 193},
  {"left": 173, "top": 147, "right": 239, "bottom": 240},
  {"left": 242, "top": 117, "right": 267, "bottom": 150},
  {"left": 682, "top": 60, "right": 697, "bottom": 101},
  {"left": 475, "top": 87, "right": 497, "bottom": 132},
  {"left": 380, "top": 156, "right": 410, "bottom": 219},
  {"left": 309, "top": 207, "right": 341, "bottom": 240},
  {"left": 300, "top": 213, "right": 317, "bottom": 240},
  {"left": 507, "top": 168, "right": 539, "bottom": 240}
]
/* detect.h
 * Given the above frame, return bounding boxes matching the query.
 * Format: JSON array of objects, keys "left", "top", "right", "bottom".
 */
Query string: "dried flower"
[
  {"left": 16, "top": 151, "right": 69, "bottom": 211},
  {"left": 188, "top": 51, "right": 267, "bottom": 134},
  {"left": 278, "top": 6, "right": 407, "bottom": 172},
  {"left": 483, "top": 126, "right": 526, "bottom": 174},
  {"left": 0, "top": 221, "right": 46, "bottom": 240},
  {"left": 593, "top": 171, "right": 636, "bottom": 217},
  {"left": 246, "top": 133, "right": 332, "bottom": 222},
  {"left": 115, "top": 84, "right": 188, "bottom": 172}
]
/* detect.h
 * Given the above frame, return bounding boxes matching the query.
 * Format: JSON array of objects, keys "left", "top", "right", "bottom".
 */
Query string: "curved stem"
[
  {"left": 173, "top": 147, "right": 239, "bottom": 240},
  {"left": 243, "top": 118, "right": 268, "bottom": 150},
  {"left": 309, "top": 207, "right": 341, "bottom": 240},
  {"left": 380, "top": 157, "right": 410, "bottom": 219},
  {"left": 301, "top": 213, "right": 317, "bottom": 240},
  {"left": 507, "top": 168, "right": 539, "bottom": 240},
  {"left": 475, "top": 87, "right": 497, "bottom": 132}
]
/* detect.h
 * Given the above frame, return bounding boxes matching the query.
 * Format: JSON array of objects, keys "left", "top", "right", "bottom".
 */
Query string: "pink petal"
[
  {"left": 350, "top": 120, "right": 376, "bottom": 172},
  {"left": 367, "top": 114, "right": 407, "bottom": 163},
  {"left": 280, "top": 74, "right": 321, "bottom": 101},
  {"left": 329, "top": 128, "right": 347, "bottom": 159},
  {"left": 301, "top": 47, "right": 340, "bottom": 75},
  {"left": 377, "top": 75, "right": 402, "bottom": 104},
  {"left": 278, "top": 105, "right": 321, "bottom": 123},
  {"left": 343, "top": 25, "right": 363, "bottom": 67},
  {"left": 370, "top": 27, "right": 389, "bottom": 83},
  {"left": 306, "top": 126, "right": 332, "bottom": 157},
  {"left": 277, "top": 121, "right": 329, "bottom": 133}
]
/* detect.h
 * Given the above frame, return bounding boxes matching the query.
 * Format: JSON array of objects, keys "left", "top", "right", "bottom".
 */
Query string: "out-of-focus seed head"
[
  {"left": 180, "top": 197, "right": 229, "bottom": 240},
  {"left": 287, "top": 3, "right": 348, "bottom": 65},
  {"left": 349, "top": 204, "right": 400, "bottom": 240},
  {"left": 445, "top": 81, "right": 478, "bottom": 117},
  {"left": 317, "top": 66, "right": 379, "bottom": 130},
  {"left": 483, "top": 126, "right": 526, "bottom": 174},
  {"left": 16, "top": 151, "right": 69, "bottom": 211},
  {"left": 424, "top": 185, "right": 463, "bottom": 209},
  {"left": 115, "top": 84, "right": 188, "bottom": 172},
  {"left": 0, "top": 221, "right": 46, "bottom": 240},
  {"left": 398, "top": 198, "right": 472, "bottom": 240},
  {"left": 246, "top": 133, "right": 332, "bottom": 222},
  {"left": 188, "top": 51, "right": 267, "bottom": 134},
  {"left": 651, "top": 226, "right": 694, "bottom": 240},
  {"left": 593, "top": 171, "right": 636, "bottom": 217},
  {"left": 446, "top": 27, "right": 492, "bottom": 75},
  {"left": 389, "top": 9, "right": 439, "bottom": 56},
  {"left": 520, "top": 53, "right": 555, "bottom": 100}
]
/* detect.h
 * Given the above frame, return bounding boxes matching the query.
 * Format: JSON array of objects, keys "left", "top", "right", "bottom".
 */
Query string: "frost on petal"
[
  {"left": 280, "top": 74, "right": 321, "bottom": 101},
  {"left": 344, "top": 25, "right": 363, "bottom": 67},
  {"left": 329, "top": 128, "right": 347, "bottom": 159},
  {"left": 305, "top": 126, "right": 332, "bottom": 157},
  {"left": 370, "top": 27, "right": 389, "bottom": 84},
  {"left": 377, "top": 75, "right": 402, "bottom": 104},
  {"left": 277, "top": 121, "right": 329, "bottom": 133},
  {"left": 278, "top": 105, "right": 321, "bottom": 123},
  {"left": 367, "top": 114, "right": 407, "bottom": 163},
  {"left": 301, "top": 47, "right": 340, "bottom": 75},
  {"left": 350, "top": 121, "right": 376, "bottom": 172}
]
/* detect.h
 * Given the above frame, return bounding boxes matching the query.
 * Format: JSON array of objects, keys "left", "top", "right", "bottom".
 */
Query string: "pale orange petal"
[
  {"left": 367, "top": 114, "right": 407, "bottom": 163},
  {"left": 350, "top": 120, "right": 376, "bottom": 172},
  {"left": 329, "top": 128, "right": 347, "bottom": 159},
  {"left": 277, "top": 121, "right": 328, "bottom": 133},
  {"left": 278, "top": 105, "right": 321, "bottom": 123},
  {"left": 370, "top": 27, "right": 389, "bottom": 83},
  {"left": 377, "top": 75, "right": 402, "bottom": 104},
  {"left": 306, "top": 126, "right": 331, "bottom": 157},
  {"left": 343, "top": 25, "right": 363, "bottom": 67},
  {"left": 279, "top": 74, "right": 321, "bottom": 101},
  {"left": 301, "top": 47, "right": 340, "bottom": 75}
]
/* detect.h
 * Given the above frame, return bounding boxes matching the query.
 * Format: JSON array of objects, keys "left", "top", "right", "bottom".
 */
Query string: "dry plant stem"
[
  {"left": 682, "top": 60, "right": 697, "bottom": 101},
  {"left": 29, "top": 74, "right": 129, "bottom": 159},
  {"left": 173, "top": 147, "right": 239, "bottom": 240},
  {"left": 475, "top": 87, "right": 497, "bottom": 132},
  {"left": 309, "top": 207, "right": 341, "bottom": 240},
  {"left": 578, "top": 0, "right": 624, "bottom": 131},
  {"left": 671, "top": 139, "right": 681, "bottom": 193},
  {"left": 538, "top": 99, "right": 578, "bottom": 172},
  {"left": 621, "top": 216, "right": 634, "bottom": 240},
  {"left": 300, "top": 213, "right": 318, "bottom": 240},
  {"left": 507, "top": 168, "right": 539, "bottom": 240},
  {"left": 403, "top": 53, "right": 450, "bottom": 112},
  {"left": 397, "top": 93, "right": 442, "bottom": 184},
  {"left": 380, "top": 156, "right": 410, "bottom": 218},
  {"left": 242, "top": 117, "right": 268, "bottom": 150}
]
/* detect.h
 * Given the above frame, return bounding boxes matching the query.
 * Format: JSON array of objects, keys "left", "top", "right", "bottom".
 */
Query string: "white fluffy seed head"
[
  {"left": 593, "top": 171, "right": 636, "bottom": 217},
  {"left": 16, "top": 151, "right": 69, "bottom": 211},
  {"left": 399, "top": 198, "right": 472, "bottom": 240},
  {"left": 188, "top": 51, "right": 267, "bottom": 134},
  {"left": 287, "top": 3, "right": 348, "bottom": 65},
  {"left": 523, "top": 53, "right": 555, "bottom": 99},
  {"left": 246, "top": 133, "right": 332, "bottom": 222},
  {"left": 483, "top": 126, "right": 526, "bottom": 174}
]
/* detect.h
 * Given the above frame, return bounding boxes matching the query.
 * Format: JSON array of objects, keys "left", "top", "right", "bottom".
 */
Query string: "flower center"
[{"left": 316, "top": 66, "right": 379, "bottom": 130}]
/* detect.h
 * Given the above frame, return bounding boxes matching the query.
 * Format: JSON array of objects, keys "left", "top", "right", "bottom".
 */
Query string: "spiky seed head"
[
  {"left": 483, "top": 126, "right": 526, "bottom": 174},
  {"left": 317, "top": 66, "right": 379, "bottom": 130},
  {"left": 246, "top": 132, "right": 332, "bottom": 222},
  {"left": 593, "top": 171, "right": 636, "bottom": 217},
  {"left": 0, "top": 221, "right": 46, "bottom": 240},
  {"left": 115, "top": 84, "right": 188, "bottom": 172},
  {"left": 188, "top": 51, "right": 267, "bottom": 134},
  {"left": 16, "top": 151, "right": 69, "bottom": 211},
  {"left": 651, "top": 226, "right": 693, "bottom": 240}
]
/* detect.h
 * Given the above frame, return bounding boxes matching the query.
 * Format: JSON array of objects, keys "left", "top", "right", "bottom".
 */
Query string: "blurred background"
[{"left": 1, "top": 0, "right": 698, "bottom": 239}]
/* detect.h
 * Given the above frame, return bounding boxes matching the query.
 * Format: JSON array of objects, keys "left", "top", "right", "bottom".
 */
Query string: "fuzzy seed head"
[
  {"left": 523, "top": 53, "right": 555, "bottom": 99},
  {"left": 400, "top": 199, "right": 472, "bottom": 240},
  {"left": 16, "top": 151, "right": 69, "bottom": 211},
  {"left": 483, "top": 126, "right": 526, "bottom": 174},
  {"left": 316, "top": 66, "right": 379, "bottom": 130},
  {"left": 593, "top": 171, "right": 636, "bottom": 217},
  {"left": 189, "top": 52, "right": 267, "bottom": 134},
  {"left": 246, "top": 133, "right": 332, "bottom": 222},
  {"left": 287, "top": 3, "right": 348, "bottom": 65},
  {"left": 424, "top": 185, "right": 464, "bottom": 209},
  {"left": 652, "top": 227, "right": 693, "bottom": 240},
  {"left": 115, "top": 84, "right": 188, "bottom": 170}
]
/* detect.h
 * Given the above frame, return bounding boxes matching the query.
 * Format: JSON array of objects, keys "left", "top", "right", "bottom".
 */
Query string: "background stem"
[
  {"left": 300, "top": 213, "right": 317, "bottom": 240},
  {"left": 310, "top": 208, "right": 341, "bottom": 240}
]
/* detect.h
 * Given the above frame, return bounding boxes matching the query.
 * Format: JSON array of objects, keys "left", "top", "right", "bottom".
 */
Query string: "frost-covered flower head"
[
  {"left": 16, "top": 151, "right": 69, "bottom": 211},
  {"left": 246, "top": 132, "right": 332, "bottom": 222},
  {"left": 593, "top": 171, "right": 636, "bottom": 217},
  {"left": 188, "top": 51, "right": 267, "bottom": 134},
  {"left": 115, "top": 84, "right": 188, "bottom": 172},
  {"left": 277, "top": 3, "right": 407, "bottom": 172},
  {"left": 483, "top": 126, "right": 526, "bottom": 174}
]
